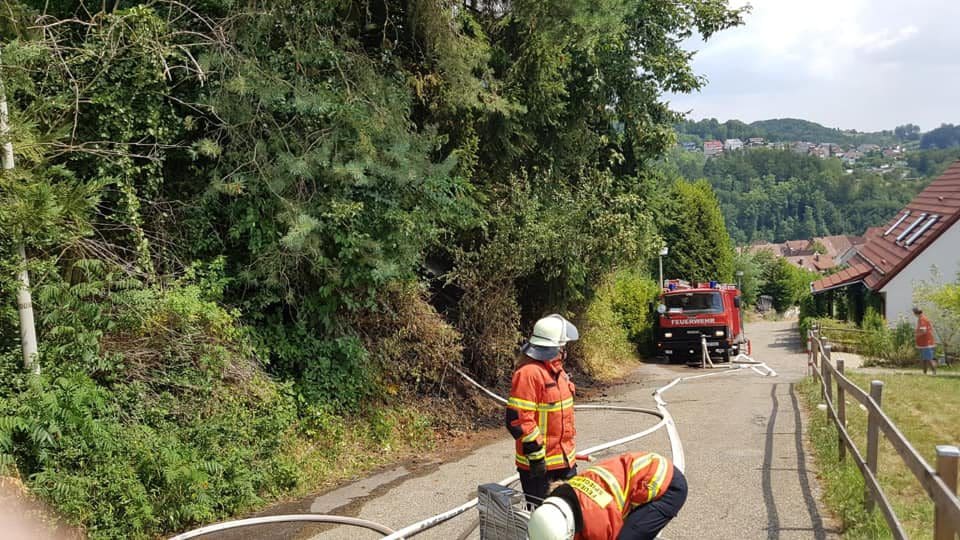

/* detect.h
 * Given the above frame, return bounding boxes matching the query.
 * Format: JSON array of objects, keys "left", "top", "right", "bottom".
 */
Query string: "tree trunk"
[
  {"left": 16, "top": 245, "right": 38, "bottom": 374},
  {"left": 1, "top": 48, "right": 40, "bottom": 374}
]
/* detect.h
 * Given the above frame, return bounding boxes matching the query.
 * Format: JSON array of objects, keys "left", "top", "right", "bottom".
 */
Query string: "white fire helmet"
[
  {"left": 527, "top": 496, "right": 576, "bottom": 540},
  {"left": 528, "top": 314, "right": 580, "bottom": 348}
]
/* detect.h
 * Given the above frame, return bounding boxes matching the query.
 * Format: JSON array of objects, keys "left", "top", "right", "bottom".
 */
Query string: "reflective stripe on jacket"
[
  {"left": 916, "top": 315, "right": 935, "bottom": 348},
  {"left": 571, "top": 452, "right": 674, "bottom": 540},
  {"left": 505, "top": 357, "right": 576, "bottom": 470}
]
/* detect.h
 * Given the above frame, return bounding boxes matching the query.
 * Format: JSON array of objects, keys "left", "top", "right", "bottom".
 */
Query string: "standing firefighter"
[
  {"left": 913, "top": 306, "right": 938, "bottom": 375},
  {"left": 506, "top": 314, "right": 579, "bottom": 505},
  {"left": 527, "top": 451, "right": 687, "bottom": 540}
]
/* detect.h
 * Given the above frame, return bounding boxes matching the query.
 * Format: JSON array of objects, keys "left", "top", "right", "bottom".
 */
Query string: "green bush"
[
  {"left": 0, "top": 266, "right": 305, "bottom": 538},
  {"left": 857, "top": 308, "right": 911, "bottom": 366},
  {"left": 0, "top": 370, "right": 301, "bottom": 539},
  {"left": 858, "top": 308, "right": 890, "bottom": 363},
  {"left": 610, "top": 271, "right": 662, "bottom": 350},
  {"left": 798, "top": 293, "right": 817, "bottom": 338},
  {"left": 579, "top": 269, "right": 659, "bottom": 376},
  {"left": 297, "top": 336, "right": 375, "bottom": 413},
  {"left": 761, "top": 257, "right": 818, "bottom": 312},
  {"left": 891, "top": 321, "right": 915, "bottom": 357}
]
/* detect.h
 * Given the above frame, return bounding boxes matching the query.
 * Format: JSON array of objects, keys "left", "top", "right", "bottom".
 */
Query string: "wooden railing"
[
  {"left": 807, "top": 326, "right": 960, "bottom": 540},
  {"left": 815, "top": 324, "right": 866, "bottom": 351}
]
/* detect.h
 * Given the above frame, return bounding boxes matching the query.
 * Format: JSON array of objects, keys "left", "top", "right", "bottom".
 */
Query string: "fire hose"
[{"left": 171, "top": 349, "right": 775, "bottom": 540}]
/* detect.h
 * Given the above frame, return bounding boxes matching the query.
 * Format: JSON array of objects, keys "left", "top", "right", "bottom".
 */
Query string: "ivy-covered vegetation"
[{"left": 0, "top": 0, "right": 745, "bottom": 537}]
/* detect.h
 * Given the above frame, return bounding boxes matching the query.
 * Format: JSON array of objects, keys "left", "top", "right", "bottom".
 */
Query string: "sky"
[{"left": 667, "top": 0, "right": 960, "bottom": 133}]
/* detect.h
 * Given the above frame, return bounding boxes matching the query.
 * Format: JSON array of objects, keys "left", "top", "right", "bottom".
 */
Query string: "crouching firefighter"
[
  {"left": 506, "top": 314, "right": 579, "bottom": 506},
  {"left": 527, "top": 451, "right": 688, "bottom": 540}
]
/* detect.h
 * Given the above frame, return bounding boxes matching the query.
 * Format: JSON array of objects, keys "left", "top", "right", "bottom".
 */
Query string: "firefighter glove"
[{"left": 522, "top": 441, "right": 542, "bottom": 455}]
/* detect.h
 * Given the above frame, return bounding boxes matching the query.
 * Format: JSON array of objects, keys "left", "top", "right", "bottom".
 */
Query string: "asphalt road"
[{"left": 215, "top": 320, "right": 840, "bottom": 540}]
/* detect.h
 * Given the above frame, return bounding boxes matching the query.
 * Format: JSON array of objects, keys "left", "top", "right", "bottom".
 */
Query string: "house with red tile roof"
[
  {"left": 818, "top": 234, "right": 865, "bottom": 265},
  {"left": 810, "top": 160, "right": 960, "bottom": 324},
  {"left": 703, "top": 140, "right": 723, "bottom": 157},
  {"left": 786, "top": 253, "right": 836, "bottom": 273},
  {"left": 742, "top": 235, "right": 864, "bottom": 273}
]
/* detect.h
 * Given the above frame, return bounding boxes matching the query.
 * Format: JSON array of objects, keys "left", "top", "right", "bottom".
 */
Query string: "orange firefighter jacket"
[
  {"left": 505, "top": 357, "right": 576, "bottom": 471},
  {"left": 569, "top": 452, "right": 675, "bottom": 540},
  {"left": 916, "top": 314, "right": 936, "bottom": 348}
]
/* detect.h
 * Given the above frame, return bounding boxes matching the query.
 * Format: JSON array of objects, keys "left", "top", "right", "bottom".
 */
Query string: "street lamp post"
[
  {"left": 736, "top": 270, "right": 744, "bottom": 291},
  {"left": 659, "top": 246, "right": 669, "bottom": 288}
]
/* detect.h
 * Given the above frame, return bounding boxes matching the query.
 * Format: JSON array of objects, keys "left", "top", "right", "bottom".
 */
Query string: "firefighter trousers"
[
  {"left": 617, "top": 468, "right": 688, "bottom": 540},
  {"left": 518, "top": 465, "right": 578, "bottom": 506}
]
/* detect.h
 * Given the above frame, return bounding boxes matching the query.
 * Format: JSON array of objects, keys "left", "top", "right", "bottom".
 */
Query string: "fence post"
[
  {"left": 837, "top": 358, "right": 846, "bottom": 462},
  {"left": 812, "top": 331, "right": 820, "bottom": 373},
  {"left": 819, "top": 340, "right": 828, "bottom": 400},
  {"left": 934, "top": 445, "right": 960, "bottom": 540},
  {"left": 823, "top": 344, "right": 833, "bottom": 413},
  {"left": 865, "top": 380, "right": 884, "bottom": 513}
]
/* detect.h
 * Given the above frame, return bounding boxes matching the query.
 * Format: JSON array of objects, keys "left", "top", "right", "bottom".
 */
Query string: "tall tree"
[
  {"left": 0, "top": 46, "right": 37, "bottom": 374},
  {"left": 659, "top": 178, "right": 734, "bottom": 283},
  {"left": 894, "top": 123, "right": 921, "bottom": 141}
]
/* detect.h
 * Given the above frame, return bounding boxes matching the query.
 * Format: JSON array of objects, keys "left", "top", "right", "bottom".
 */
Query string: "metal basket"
[{"left": 477, "top": 483, "right": 530, "bottom": 540}]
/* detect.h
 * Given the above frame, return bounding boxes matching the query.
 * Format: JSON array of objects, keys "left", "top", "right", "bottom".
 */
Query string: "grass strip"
[{"left": 798, "top": 369, "right": 960, "bottom": 539}]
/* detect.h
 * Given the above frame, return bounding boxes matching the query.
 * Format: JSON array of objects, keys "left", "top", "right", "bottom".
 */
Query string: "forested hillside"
[
  {"left": 0, "top": 1, "right": 745, "bottom": 537},
  {"left": 921, "top": 124, "right": 960, "bottom": 149},
  {"left": 660, "top": 147, "right": 960, "bottom": 244}
]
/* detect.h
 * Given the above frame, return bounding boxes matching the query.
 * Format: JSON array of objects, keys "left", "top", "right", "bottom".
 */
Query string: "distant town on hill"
[
  {"left": 659, "top": 121, "right": 960, "bottom": 248},
  {"left": 676, "top": 118, "right": 960, "bottom": 150}
]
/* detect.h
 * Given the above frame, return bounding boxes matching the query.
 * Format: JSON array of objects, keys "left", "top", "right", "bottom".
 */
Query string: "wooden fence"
[
  {"left": 816, "top": 324, "right": 865, "bottom": 351},
  {"left": 807, "top": 326, "right": 960, "bottom": 540}
]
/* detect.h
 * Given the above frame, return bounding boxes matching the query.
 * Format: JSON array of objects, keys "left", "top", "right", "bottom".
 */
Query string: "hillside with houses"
[
  {"left": 674, "top": 117, "right": 960, "bottom": 177},
  {"left": 661, "top": 138, "right": 960, "bottom": 245},
  {"left": 691, "top": 136, "right": 906, "bottom": 171}
]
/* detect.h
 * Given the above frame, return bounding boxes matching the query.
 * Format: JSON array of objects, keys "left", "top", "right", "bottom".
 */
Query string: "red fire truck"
[{"left": 655, "top": 279, "right": 750, "bottom": 364}]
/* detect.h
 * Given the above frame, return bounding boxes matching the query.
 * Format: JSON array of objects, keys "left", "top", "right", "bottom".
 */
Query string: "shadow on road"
[
  {"left": 764, "top": 326, "right": 803, "bottom": 350},
  {"left": 762, "top": 383, "right": 828, "bottom": 540},
  {"left": 762, "top": 384, "right": 781, "bottom": 539},
  {"left": 789, "top": 383, "right": 826, "bottom": 540}
]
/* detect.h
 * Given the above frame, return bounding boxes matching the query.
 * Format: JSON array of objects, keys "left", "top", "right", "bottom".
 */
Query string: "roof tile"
[{"left": 810, "top": 263, "right": 872, "bottom": 293}]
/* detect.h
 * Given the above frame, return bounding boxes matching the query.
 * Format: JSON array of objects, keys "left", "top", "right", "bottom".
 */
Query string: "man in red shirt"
[
  {"left": 913, "top": 307, "right": 937, "bottom": 375},
  {"left": 526, "top": 451, "right": 687, "bottom": 540}
]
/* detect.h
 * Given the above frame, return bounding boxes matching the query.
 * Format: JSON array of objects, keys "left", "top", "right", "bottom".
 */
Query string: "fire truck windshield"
[{"left": 664, "top": 292, "right": 723, "bottom": 313}]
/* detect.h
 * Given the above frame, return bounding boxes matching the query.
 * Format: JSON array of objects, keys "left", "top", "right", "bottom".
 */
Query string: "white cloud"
[{"left": 670, "top": 0, "right": 960, "bottom": 131}]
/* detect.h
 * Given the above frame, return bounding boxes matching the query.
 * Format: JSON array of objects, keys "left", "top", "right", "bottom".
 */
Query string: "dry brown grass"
[{"left": 351, "top": 281, "right": 465, "bottom": 396}]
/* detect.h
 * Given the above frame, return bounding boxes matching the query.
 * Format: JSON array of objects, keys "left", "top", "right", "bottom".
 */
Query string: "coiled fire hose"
[{"left": 172, "top": 353, "right": 775, "bottom": 540}]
